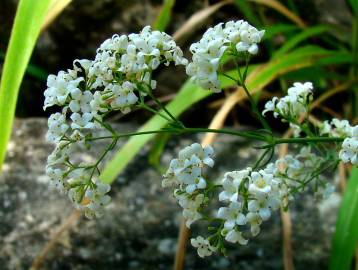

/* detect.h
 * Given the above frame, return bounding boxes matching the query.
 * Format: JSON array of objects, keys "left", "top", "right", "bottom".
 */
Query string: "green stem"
[
  {"left": 146, "top": 90, "right": 181, "bottom": 125},
  {"left": 233, "top": 56, "right": 272, "bottom": 131},
  {"left": 241, "top": 81, "right": 272, "bottom": 131},
  {"left": 86, "top": 126, "right": 345, "bottom": 146},
  {"left": 138, "top": 103, "right": 172, "bottom": 122},
  {"left": 274, "top": 136, "right": 344, "bottom": 145}
]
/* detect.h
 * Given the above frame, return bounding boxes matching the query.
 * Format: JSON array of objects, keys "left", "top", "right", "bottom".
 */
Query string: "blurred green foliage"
[{"left": 0, "top": 0, "right": 51, "bottom": 171}]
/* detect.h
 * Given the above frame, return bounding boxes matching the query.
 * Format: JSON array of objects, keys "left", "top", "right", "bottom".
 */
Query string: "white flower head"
[
  {"left": 263, "top": 82, "right": 313, "bottom": 121},
  {"left": 187, "top": 20, "right": 264, "bottom": 92}
]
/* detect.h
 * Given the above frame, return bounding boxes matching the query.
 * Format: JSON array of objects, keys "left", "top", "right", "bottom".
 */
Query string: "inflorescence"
[
  {"left": 44, "top": 20, "right": 357, "bottom": 257},
  {"left": 44, "top": 26, "right": 187, "bottom": 218}
]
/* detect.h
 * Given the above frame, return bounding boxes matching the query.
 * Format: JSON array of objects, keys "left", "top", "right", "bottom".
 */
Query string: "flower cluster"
[
  {"left": 163, "top": 143, "right": 335, "bottom": 257},
  {"left": 217, "top": 165, "right": 287, "bottom": 245},
  {"left": 263, "top": 82, "right": 313, "bottom": 121},
  {"left": 44, "top": 26, "right": 187, "bottom": 217},
  {"left": 320, "top": 119, "right": 358, "bottom": 165},
  {"left": 186, "top": 20, "right": 265, "bottom": 92},
  {"left": 162, "top": 143, "right": 214, "bottom": 227}
]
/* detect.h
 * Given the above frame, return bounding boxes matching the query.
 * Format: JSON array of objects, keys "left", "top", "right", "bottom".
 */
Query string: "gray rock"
[{"left": 0, "top": 118, "right": 340, "bottom": 269}]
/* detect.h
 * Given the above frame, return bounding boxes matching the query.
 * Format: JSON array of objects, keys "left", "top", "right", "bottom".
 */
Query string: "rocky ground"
[{"left": 0, "top": 118, "right": 342, "bottom": 270}]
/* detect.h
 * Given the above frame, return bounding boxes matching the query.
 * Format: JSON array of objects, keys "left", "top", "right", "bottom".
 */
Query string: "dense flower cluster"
[
  {"left": 320, "top": 119, "right": 358, "bottom": 165},
  {"left": 44, "top": 26, "right": 188, "bottom": 217},
  {"left": 263, "top": 82, "right": 313, "bottom": 121},
  {"left": 162, "top": 143, "right": 214, "bottom": 227},
  {"left": 186, "top": 20, "right": 265, "bottom": 92},
  {"left": 43, "top": 18, "right": 356, "bottom": 260},
  {"left": 163, "top": 142, "right": 334, "bottom": 257}
]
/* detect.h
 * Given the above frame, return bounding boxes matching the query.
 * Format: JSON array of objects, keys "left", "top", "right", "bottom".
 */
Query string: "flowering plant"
[{"left": 44, "top": 21, "right": 357, "bottom": 257}]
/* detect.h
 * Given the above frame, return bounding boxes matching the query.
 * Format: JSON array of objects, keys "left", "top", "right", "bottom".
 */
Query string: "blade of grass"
[
  {"left": 152, "top": 0, "right": 175, "bottom": 31},
  {"left": 0, "top": 0, "right": 52, "bottom": 171},
  {"left": 263, "top": 24, "right": 298, "bottom": 40},
  {"left": 249, "top": 0, "right": 306, "bottom": 28},
  {"left": 273, "top": 25, "right": 330, "bottom": 58},
  {"left": 233, "top": 0, "right": 261, "bottom": 26},
  {"left": 0, "top": 51, "right": 48, "bottom": 81},
  {"left": 329, "top": 167, "right": 358, "bottom": 270},
  {"left": 348, "top": 0, "right": 358, "bottom": 16},
  {"left": 148, "top": 132, "right": 171, "bottom": 173},
  {"left": 100, "top": 46, "right": 340, "bottom": 184},
  {"left": 172, "top": 0, "right": 232, "bottom": 43},
  {"left": 41, "top": 0, "right": 72, "bottom": 31}
]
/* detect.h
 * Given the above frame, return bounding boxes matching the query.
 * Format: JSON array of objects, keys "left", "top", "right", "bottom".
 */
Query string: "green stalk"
[{"left": 86, "top": 127, "right": 344, "bottom": 146}]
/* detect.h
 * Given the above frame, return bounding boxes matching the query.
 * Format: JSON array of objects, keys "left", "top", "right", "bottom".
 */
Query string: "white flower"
[
  {"left": 262, "top": 97, "right": 278, "bottom": 116},
  {"left": 183, "top": 208, "right": 202, "bottom": 228},
  {"left": 248, "top": 171, "right": 272, "bottom": 197},
  {"left": 187, "top": 20, "right": 264, "bottom": 92},
  {"left": 217, "top": 201, "right": 246, "bottom": 229},
  {"left": 287, "top": 82, "right": 313, "bottom": 103},
  {"left": 109, "top": 81, "right": 138, "bottom": 113},
  {"left": 70, "top": 112, "right": 95, "bottom": 129},
  {"left": 46, "top": 166, "right": 66, "bottom": 191},
  {"left": 245, "top": 212, "right": 262, "bottom": 236},
  {"left": 320, "top": 118, "right": 353, "bottom": 137},
  {"left": 218, "top": 168, "right": 251, "bottom": 202},
  {"left": 339, "top": 137, "right": 358, "bottom": 165},
  {"left": 247, "top": 198, "right": 277, "bottom": 221},
  {"left": 222, "top": 228, "right": 248, "bottom": 245},
  {"left": 263, "top": 82, "right": 313, "bottom": 121},
  {"left": 90, "top": 91, "right": 108, "bottom": 113},
  {"left": 175, "top": 192, "right": 204, "bottom": 228},
  {"left": 44, "top": 70, "right": 84, "bottom": 110},
  {"left": 162, "top": 143, "right": 214, "bottom": 193},
  {"left": 46, "top": 113, "right": 69, "bottom": 142},
  {"left": 84, "top": 180, "right": 111, "bottom": 218},
  {"left": 190, "top": 236, "right": 217, "bottom": 258},
  {"left": 69, "top": 90, "right": 93, "bottom": 113}
]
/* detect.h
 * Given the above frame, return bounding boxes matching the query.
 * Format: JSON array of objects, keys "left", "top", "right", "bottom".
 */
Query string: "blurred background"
[{"left": 0, "top": 0, "right": 357, "bottom": 269}]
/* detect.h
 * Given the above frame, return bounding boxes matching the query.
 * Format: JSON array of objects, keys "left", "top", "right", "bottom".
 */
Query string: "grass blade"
[
  {"left": 329, "top": 167, "right": 358, "bottom": 270},
  {"left": 249, "top": 0, "right": 306, "bottom": 28},
  {"left": 152, "top": 0, "right": 175, "bottom": 31},
  {"left": 0, "top": 0, "right": 52, "bottom": 170},
  {"left": 273, "top": 25, "right": 330, "bottom": 58},
  {"left": 233, "top": 0, "right": 261, "bottom": 27},
  {"left": 263, "top": 24, "right": 298, "bottom": 40},
  {"left": 41, "top": 0, "right": 72, "bottom": 31},
  {"left": 172, "top": 0, "right": 232, "bottom": 43}
]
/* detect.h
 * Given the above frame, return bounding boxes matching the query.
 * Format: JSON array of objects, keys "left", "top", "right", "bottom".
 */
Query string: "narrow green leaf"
[
  {"left": 273, "top": 25, "right": 330, "bottom": 58},
  {"left": 0, "top": 51, "right": 48, "bottom": 81},
  {"left": 100, "top": 46, "right": 339, "bottom": 184},
  {"left": 263, "top": 24, "right": 298, "bottom": 40},
  {"left": 152, "top": 0, "right": 175, "bottom": 31},
  {"left": 234, "top": 0, "right": 261, "bottom": 27},
  {"left": 348, "top": 0, "right": 358, "bottom": 16},
  {"left": 148, "top": 132, "right": 171, "bottom": 173},
  {"left": 329, "top": 167, "right": 358, "bottom": 270},
  {"left": 0, "top": 0, "right": 52, "bottom": 170}
]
